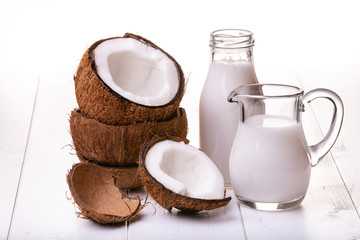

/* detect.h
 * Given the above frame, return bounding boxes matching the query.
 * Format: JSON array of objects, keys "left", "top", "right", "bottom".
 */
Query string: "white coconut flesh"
[
  {"left": 94, "top": 38, "right": 179, "bottom": 106},
  {"left": 145, "top": 140, "right": 225, "bottom": 199}
]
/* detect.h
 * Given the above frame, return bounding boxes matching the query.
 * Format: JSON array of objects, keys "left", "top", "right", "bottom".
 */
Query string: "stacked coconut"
[
  {"left": 67, "top": 33, "right": 187, "bottom": 223},
  {"left": 67, "top": 33, "right": 230, "bottom": 225}
]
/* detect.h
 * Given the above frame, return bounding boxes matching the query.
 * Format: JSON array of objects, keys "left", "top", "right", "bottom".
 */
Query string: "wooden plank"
[
  {"left": 128, "top": 188, "right": 246, "bottom": 240},
  {"left": 238, "top": 67, "right": 360, "bottom": 239},
  {"left": 0, "top": 72, "right": 38, "bottom": 239},
  {"left": 7, "top": 73, "right": 128, "bottom": 239},
  {"left": 296, "top": 65, "right": 360, "bottom": 215},
  {"left": 5, "top": 67, "right": 360, "bottom": 239}
]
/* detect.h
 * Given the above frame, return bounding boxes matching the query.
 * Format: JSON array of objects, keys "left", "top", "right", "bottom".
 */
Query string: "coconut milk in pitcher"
[
  {"left": 199, "top": 29, "right": 258, "bottom": 184},
  {"left": 227, "top": 83, "right": 344, "bottom": 210}
]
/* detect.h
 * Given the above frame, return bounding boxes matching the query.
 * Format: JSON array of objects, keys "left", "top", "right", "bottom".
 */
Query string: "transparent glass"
[
  {"left": 228, "top": 83, "right": 344, "bottom": 211},
  {"left": 199, "top": 29, "right": 258, "bottom": 184}
]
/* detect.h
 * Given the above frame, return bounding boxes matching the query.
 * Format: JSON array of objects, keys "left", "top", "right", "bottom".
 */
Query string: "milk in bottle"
[{"left": 199, "top": 29, "right": 258, "bottom": 184}]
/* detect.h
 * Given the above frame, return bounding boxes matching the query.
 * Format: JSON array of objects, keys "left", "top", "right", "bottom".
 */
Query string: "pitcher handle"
[{"left": 301, "top": 88, "right": 344, "bottom": 167}]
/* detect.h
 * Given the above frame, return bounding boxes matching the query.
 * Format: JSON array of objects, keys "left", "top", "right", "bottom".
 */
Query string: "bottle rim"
[
  {"left": 228, "top": 83, "right": 304, "bottom": 102},
  {"left": 210, "top": 29, "right": 254, "bottom": 49}
]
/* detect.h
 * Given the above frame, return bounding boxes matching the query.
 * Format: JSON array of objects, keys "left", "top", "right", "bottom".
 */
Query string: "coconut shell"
[
  {"left": 67, "top": 163, "right": 142, "bottom": 224},
  {"left": 74, "top": 33, "right": 185, "bottom": 125},
  {"left": 139, "top": 136, "right": 231, "bottom": 212},
  {"left": 70, "top": 108, "right": 187, "bottom": 167},
  {"left": 77, "top": 155, "right": 143, "bottom": 189}
]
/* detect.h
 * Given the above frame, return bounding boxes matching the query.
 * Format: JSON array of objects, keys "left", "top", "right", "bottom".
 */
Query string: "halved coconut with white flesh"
[
  {"left": 70, "top": 108, "right": 187, "bottom": 167},
  {"left": 74, "top": 33, "right": 185, "bottom": 125},
  {"left": 67, "top": 163, "right": 142, "bottom": 224},
  {"left": 140, "top": 136, "right": 231, "bottom": 212}
]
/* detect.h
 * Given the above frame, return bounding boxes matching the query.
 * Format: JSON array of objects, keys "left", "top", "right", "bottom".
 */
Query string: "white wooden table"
[{"left": 1, "top": 65, "right": 360, "bottom": 240}]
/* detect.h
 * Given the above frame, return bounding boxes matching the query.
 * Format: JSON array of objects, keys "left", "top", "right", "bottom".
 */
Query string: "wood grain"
[
  {"left": 7, "top": 73, "right": 127, "bottom": 239},
  {"left": 0, "top": 72, "right": 38, "bottom": 239},
  {"left": 3, "top": 67, "right": 360, "bottom": 239},
  {"left": 296, "top": 65, "right": 360, "bottom": 216},
  {"left": 128, "top": 188, "right": 246, "bottom": 240}
]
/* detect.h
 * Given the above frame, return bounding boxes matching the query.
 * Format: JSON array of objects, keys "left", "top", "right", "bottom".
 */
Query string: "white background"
[{"left": 1, "top": 0, "right": 359, "bottom": 73}]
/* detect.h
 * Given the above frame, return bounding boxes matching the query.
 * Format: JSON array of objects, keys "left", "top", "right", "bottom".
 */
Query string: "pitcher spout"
[{"left": 227, "top": 89, "right": 240, "bottom": 103}]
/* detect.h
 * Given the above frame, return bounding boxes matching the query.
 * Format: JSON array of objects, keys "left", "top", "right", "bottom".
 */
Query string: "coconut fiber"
[
  {"left": 70, "top": 108, "right": 188, "bottom": 167},
  {"left": 67, "top": 163, "right": 142, "bottom": 224},
  {"left": 74, "top": 33, "right": 185, "bottom": 125},
  {"left": 139, "top": 136, "right": 231, "bottom": 212}
]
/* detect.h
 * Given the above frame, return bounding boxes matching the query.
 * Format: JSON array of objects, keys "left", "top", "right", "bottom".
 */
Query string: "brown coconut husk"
[
  {"left": 74, "top": 33, "right": 185, "bottom": 125},
  {"left": 77, "top": 155, "right": 143, "bottom": 189},
  {"left": 70, "top": 108, "right": 187, "bottom": 167},
  {"left": 139, "top": 135, "right": 231, "bottom": 212},
  {"left": 67, "top": 163, "right": 143, "bottom": 224}
]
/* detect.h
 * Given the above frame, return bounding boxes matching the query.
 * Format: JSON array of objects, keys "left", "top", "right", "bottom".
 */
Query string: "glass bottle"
[{"left": 199, "top": 29, "right": 258, "bottom": 184}]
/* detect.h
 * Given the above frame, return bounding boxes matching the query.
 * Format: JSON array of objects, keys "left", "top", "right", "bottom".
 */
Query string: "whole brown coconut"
[
  {"left": 67, "top": 163, "right": 142, "bottom": 224},
  {"left": 70, "top": 108, "right": 187, "bottom": 167},
  {"left": 74, "top": 33, "right": 185, "bottom": 125},
  {"left": 139, "top": 136, "right": 231, "bottom": 212}
]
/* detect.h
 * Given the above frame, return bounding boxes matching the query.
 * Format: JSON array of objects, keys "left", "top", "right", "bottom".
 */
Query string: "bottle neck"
[
  {"left": 211, "top": 47, "right": 254, "bottom": 64},
  {"left": 209, "top": 29, "right": 255, "bottom": 64}
]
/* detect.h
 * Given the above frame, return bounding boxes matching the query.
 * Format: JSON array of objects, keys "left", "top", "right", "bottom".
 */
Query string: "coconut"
[
  {"left": 139, "top": 136, "right": 231, "bottom": 212},
  {"left": 67, "top": 163, "right": 142, "bottom": 224},
  {"left": 70, "top": 108, "right": 187, "bottom": 167},
  {"left": 76, "top": 155, "right": 143, "bottom": 189},
  {"left": 74, "top": 33, "right": 185, "bottom": 125}
]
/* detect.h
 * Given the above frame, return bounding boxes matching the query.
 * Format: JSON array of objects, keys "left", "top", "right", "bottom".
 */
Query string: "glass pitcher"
[{"left": 228, "top": 83, "right": 344, "bottom": 211}]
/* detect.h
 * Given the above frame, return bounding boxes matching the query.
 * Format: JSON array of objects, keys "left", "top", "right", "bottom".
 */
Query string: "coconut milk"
[
  {"left": 200, "top": 62, "right": 258, "bottom": 184},
  {"left": 229, "top": 114, "right": 311, "bottom": 202}
]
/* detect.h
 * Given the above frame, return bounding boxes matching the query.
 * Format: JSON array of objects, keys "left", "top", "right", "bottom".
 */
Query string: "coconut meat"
[
  {"left": 145, "top": 140, "right": 225, "bottom": 199},
  {"left": 94, "top": 38, "right": 179, "bottom": 106}
]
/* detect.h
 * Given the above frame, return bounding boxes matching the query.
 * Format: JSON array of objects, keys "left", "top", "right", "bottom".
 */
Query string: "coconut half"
[
  {"left": 70, "top": 108, "right": 187, "bottom": 167},
  {"left": 74, "top": 33, "right": 185, "bottom": 125},
  {"left": 139, "top": 136, "right": 231, "bottom": 212},
  {"left": 76, "top": 155, "right": 143, "bottom": 189},
  {"left": 67, "top": 163, "right": 142, "bottom": 224},
  {"left": 95, "top": 37, "right": 179, "bottom": 106}
]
